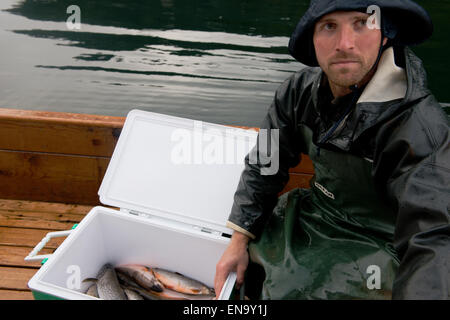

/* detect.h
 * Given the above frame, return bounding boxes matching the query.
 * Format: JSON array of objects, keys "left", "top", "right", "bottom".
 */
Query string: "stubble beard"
[{"left": 326, "top": 62, "right": 368, "bottom": 89}]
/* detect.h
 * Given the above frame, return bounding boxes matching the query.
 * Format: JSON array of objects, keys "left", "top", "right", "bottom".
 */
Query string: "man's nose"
[{"left": 335, "top": 25, "right": 355, "bottom": 51}]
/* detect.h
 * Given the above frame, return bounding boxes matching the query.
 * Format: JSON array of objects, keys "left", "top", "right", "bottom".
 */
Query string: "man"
[{"left": 215, "top": 0, "right": 450, "bottom": 300}]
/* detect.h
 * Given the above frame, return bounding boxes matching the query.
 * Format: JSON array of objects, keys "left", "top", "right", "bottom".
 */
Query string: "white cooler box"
[{"left": 25, "top": 109, "right": 258, "bottom": 300}]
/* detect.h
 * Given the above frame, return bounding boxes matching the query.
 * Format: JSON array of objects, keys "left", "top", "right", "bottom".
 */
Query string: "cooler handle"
[{"left": 24, "top": 230, "right": 73, "bottom": 262}]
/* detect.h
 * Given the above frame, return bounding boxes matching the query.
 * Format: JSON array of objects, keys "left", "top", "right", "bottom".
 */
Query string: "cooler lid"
[{"left": 98, "top": 109, "right": 258, "bottom": 235}]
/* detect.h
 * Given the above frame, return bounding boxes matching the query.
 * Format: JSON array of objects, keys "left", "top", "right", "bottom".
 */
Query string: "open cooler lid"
[{"left": 99, "top": 109, "right": 258, "bottom": 236}]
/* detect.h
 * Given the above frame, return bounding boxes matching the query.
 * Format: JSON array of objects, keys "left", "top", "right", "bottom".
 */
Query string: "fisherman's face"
[{"left": 313, "top": 11, "right": 386, "bottom": 94}]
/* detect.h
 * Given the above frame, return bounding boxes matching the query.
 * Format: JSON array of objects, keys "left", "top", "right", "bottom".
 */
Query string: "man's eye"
[
  {"left": 324, "top": 23, "right": 336, "bottom": 30},
  {"left": 356, "top": 19, "right": 367, "bottom": 27}
]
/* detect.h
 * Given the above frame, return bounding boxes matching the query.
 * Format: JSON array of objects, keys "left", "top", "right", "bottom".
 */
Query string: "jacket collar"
[
  {"left": 353, "top": 46, "right": 430, "bottom": 140},
  {"left": 357, "top": 47, "right": 407, "bottom": 104}
]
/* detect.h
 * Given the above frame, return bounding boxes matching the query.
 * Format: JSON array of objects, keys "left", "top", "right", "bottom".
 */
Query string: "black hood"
[{"left": 288, "top": 0, "right": 433, "bottom": 66}]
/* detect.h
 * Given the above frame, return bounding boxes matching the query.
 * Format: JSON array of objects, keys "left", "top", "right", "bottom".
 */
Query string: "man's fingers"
[
  {"left": 214, "top": 232, "right": 250, "bottom": 298},
  {"left": 214, "top": 277, "right": 225, "bottom": 298},
  {"left": 214, "top": 263, "right": 229, "bottom": 298},
  {"left": 235, "top": 263, "right": 246, "bottom": 289}
]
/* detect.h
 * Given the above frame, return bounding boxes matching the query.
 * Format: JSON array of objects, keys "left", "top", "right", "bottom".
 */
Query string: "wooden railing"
[{"left": 0, "top": 108, "right": 314, "bottom": 205}]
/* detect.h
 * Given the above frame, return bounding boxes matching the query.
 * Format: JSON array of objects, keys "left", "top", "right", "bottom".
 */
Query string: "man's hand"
[{"left": 214, "top": 231, "right": 250, "bottom": 299}]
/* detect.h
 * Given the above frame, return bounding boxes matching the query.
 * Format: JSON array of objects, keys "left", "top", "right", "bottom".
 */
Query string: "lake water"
[{"left": 0, "top": 0, "right": 448, "bottom": 126}]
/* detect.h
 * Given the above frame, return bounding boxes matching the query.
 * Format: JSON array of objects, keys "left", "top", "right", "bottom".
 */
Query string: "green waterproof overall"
[{"left": 248, "top": 125, "right": 400, "bottom": 300}]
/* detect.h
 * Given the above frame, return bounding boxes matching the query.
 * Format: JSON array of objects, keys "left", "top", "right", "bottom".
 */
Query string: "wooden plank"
[
  {"left": 0, "top": 209, "right": 84, "bottom": 230},
  {"left": 0, "top": 227, "right": 67, "bottom": 249},
  {"left": 0, "top": 108, "right": 120, "bottom": 203},
  {"left": 0, "top": 289, "right": 34, "bottom": 300},
  {"left": 0, "top": 266, "right": 38, "bottom": 291},
  {"left": 0, "top": 150, "right": 109, "bottom": 205},
  {"left": 0, "top": 199, "right": 93, "bottom": 215},
  {"left": 290, "top": 155, "right": 314, "bottom": 175},
  {"left": 0, "top": 149, "right": 312, "bottom": 204},
  {"left": 0, "top": 108, "right": 313, "bottom": 168},
  {"left": 0, "top": 108, "right": 256, "bottom": 157},
  {"left": 0, "top": 108, "right": 313, "bottom": 204},
  {"left": 0, "top": 117, "right": 122, "bottom": 157},
  {"left": 0, "top": 108, "right": 125, "bottom": 126},
  {"left": 0, "top": 148, "right": 312, "bottom": 204},
  {"left": 280, "top": 173, "right": 314, "bottom": 195},
  {"left": 0, "top": 108, "right": 124, "bottom": 156},
  {"left": 0, "top": 245, "right": 52, "bottom": 268},
  {"left": 0, "top": 199, "right": 87, "bottom": 231}
]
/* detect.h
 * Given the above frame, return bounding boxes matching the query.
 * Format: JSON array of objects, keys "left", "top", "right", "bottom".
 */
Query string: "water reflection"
[
  {"left": 0, "top": 0, "right": 448, "bottom": 126},
  {"left": 5, "top": 0, "right": 304, "bottom": 36}
]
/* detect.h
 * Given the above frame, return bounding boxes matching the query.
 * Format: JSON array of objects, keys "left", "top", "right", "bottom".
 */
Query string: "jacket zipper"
[{"left": 316, "top": 86, "right": 361, "bottom": 156}]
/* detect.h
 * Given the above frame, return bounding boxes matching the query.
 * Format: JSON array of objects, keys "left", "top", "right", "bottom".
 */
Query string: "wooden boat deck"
[
  {"left": 0, "top": 108, "right": 314, "bottom": 299},
  {"left": 0, "top": 198, "right": 93, "bottom": 299}
]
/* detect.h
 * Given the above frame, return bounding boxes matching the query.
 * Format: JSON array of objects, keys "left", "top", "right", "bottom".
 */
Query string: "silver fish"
[
  {"left": 95, "top": 264, "right": 127, "bottom": 300},
  {"left": 123, "top": 288, "right": 144, "bottom": 300},
  {"left": 140, "top": 287, "right": 215, "bottom": 300},
  {"left": 152, "top": 267, "right": 214, "bottom": 295},
  {"left": 85, "top": 283, "right": 99, "bottom": 298},
  {"left": 116, "top": 272, "right": 158, "bottom": 300},
  {"left": 116, "top": 268, "right": 214, "bottom": 300},
  {"left": 125, "top": 286, "right": 161, "bottom": 300},
  {"left": 115, "top": 264, "right": 164, "bottom": 292}
]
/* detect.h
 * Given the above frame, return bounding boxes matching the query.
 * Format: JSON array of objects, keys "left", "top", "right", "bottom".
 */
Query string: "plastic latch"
[
  {"left": 41, "top": 258, "right": 48, "bottom": 265},
  {"left": 71, "top": 224, "right": 78, "bottom": 230},
  {"left": 192, "top": 226, "right": 222, "bottom": 236}
]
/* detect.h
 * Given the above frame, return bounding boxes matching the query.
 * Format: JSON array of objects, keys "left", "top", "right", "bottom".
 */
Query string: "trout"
[
  {"left": 85, "top": 283, "right": 99, "bottom": 298},
  {"left": 123, "top": 288, "right": 144, "bottom": 300},
  {"left": 115, "top": 264, "right": 164, "bottom": 292},
  {"left": 116, "top": 269, "right": 214, "bottom": 300},
  {"left": 151, "top": 267, "right": 214, "bottom": 295},
  {"left": 94, "top": 264, "right": 127, "bottom": 300}
]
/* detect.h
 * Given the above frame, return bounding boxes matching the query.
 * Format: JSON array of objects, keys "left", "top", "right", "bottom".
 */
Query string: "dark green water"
[{"left": 0, "top": 0, "right": 448, "bottom": 126}]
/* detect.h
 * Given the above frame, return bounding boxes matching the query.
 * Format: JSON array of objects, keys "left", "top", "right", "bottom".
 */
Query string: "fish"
[
  {"left": 115, "top": 264, "right": 164, "bottom": 292},
  {"left": 116, "top": 269, "right": 214, "bottom": 300},
  {"left": 85, "top": 283, "right": 99, "bottom": 298},
  {"left": 123, "top": 284, "right": 214, "bottom": 300},
  {"left": 147, "top": 287, "right": 215, "bottom": 300},
  {"left": 123, "top": 288, "right": 144, "bottom": 300},
  {"left": 151, "top": 267, "right": 214, "bottom": 296},
  {"left": 116, "top": 270, "right": 140, "bottom": 288},
  {"left": 116, "top": 270, "right": 157, "bottom": 300},
  {"left": 116, "top": 271, "right": 160, "bottom": 300},
  {"left": 95, "top": 263, "right": 127, "bottom": 300},
  {"left": 121, "top": 285, "right": 161, "bottom": 300}
]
